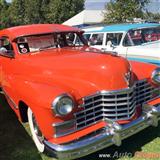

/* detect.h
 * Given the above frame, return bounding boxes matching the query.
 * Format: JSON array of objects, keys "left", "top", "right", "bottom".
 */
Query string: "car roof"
[
  {"left": 84, "top": 23, "right": 160, "bottom": 33},
  {"left": 0, "top": 24, "right": 82, "bottom": 41}
]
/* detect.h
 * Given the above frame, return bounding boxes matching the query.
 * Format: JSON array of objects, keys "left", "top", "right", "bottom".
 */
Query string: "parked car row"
[
  {"left": 83, "top": 23, "right": 160, "bottom": 65},
  {"left": 0, "top": 23, "right": 159, "bottom": 160}
]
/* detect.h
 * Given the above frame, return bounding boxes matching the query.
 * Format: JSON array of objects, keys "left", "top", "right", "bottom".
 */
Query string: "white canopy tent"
[{"left": 63, "top": 10, "right": 105, "bottom": 27}]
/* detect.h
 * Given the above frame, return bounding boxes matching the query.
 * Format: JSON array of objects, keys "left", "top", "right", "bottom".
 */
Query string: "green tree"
[
  {"left": 46, "top": 0, "right": 84, "bottom": 23},
  {"left": 0, "top": 0, "right": 10, "bottom": 29},
  {"left": 144, "top": 11, "right": 160, "bottom": 22},
  {"left": 8, "top": 0, "right": 26, "bottom": 26},
  {"left": 103, "top": 0, "right": 149, "bottom": 24},
  {"left": 24, "top": 0, "right": 50, "bottom": 24},
  {"left": 8, "top": 0, "right": 50, "bottom": 25},
  {"left": 7, "top": 0, "right": 84, "bottom": 26}
]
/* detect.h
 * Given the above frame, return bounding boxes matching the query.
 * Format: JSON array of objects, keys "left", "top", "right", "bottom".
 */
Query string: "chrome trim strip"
[
  {"left": 147, "top": 95, "right": 160, "bottom": 103},
  {"left": 53, "top": 119, "right": 76, "bottom": 138},
  {"left": 53, "top": 119, "right": 75, "bottom": 127},
  {"left": 2, "top": 88, "right": 18, "bottom": 109},
  {"left": 83, "top": 79, "right": 147, "bottom": 100}
]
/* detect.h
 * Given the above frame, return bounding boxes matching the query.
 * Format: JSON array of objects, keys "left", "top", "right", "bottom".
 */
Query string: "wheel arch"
[{"left": 18, "top": 100, "right": 28, "bottom": 123}]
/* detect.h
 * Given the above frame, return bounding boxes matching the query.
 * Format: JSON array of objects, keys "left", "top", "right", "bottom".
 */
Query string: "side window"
[
  {"left": 60, "top": 32, "right": 85, "bottom": 47},
  {"left": 0, "top": 37, "right": 14, "bottom": 57},
  {"left": 130, "top": 30, "right": 143, "bottom": 45},
  {"left": 83, "top": 34, "right": 91, "bottom": 41},
  {"left": 123, "top": 30, "right": 144, "bottom": 46},
  {"left": 89, "top": 33, "right": 104, "bottom": 45},
  {"left": 17, "top": 37, "right": 30, "bottom": 54},
  {"left": 106, "top": 33, "right": 123, "bottom": 46},
  {"left": 74, "top": 35, "right": 83, "bottom": 46},
  {"left": 65, "top": 33, "right": 76, "bottom": 46},
  {"left": 123, "top": 34, "right": 133, "bottom": 46},
  {"left": 143, "top": 28, "right": 160, "bottom": 42}
]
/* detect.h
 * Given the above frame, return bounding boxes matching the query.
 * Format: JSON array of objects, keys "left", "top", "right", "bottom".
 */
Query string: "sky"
[
  {"left": 6, "top": 0, "right": 160, "bottom": 13},
  {"left": 85, "top": 0, "right": 109, "bottom": 10},
  {"left": 85, "top": 0, "right": 160, "bottom": 13}
]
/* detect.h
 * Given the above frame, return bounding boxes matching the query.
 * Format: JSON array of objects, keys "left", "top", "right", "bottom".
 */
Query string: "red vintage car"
[{"left": 0, "top": 24, "right": 159, "bottom": 159}]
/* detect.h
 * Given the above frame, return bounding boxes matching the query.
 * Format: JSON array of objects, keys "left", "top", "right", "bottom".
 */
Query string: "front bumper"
[{"left": 44, "top": 103, "right": 160, "bottom": 160}]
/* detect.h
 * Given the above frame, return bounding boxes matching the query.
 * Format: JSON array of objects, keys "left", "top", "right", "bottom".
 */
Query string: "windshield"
[
  {"left": 17, "top": 32, "right": 86, "bottom": 54},
  {"left": 123, "top": 26, "right": 160, "bottom": 46}
]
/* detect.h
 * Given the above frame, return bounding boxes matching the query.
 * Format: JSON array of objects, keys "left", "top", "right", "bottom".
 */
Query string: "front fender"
[
  {"left": 130, "top": 61, "right": 158, "bottom": 80},
  {"left": 3, "top": 77, "right": 65, "bottom": 109},
  {"left": 2, "top": 78, "right": 69, "bottom": 139}
]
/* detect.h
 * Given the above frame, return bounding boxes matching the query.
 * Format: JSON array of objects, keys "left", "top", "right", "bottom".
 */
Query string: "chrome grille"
[{"left": 75, "top": 79, "right": 155, "bottom": 130}]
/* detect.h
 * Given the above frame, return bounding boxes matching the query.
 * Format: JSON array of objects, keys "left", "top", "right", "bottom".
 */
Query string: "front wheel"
[{"left": 28, "top": 107, "right": 45, "bottom": 153}]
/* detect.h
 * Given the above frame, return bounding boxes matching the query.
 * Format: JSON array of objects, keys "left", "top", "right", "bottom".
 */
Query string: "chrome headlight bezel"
[
  {"left": 151, "top": 68, "right": 160, "bottom": 85},
  {"left": 52, "top": 93, "right": 74, "bottom": 116}
]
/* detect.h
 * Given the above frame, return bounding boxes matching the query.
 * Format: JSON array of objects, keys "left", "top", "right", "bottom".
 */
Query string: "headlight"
[
  {"left": 52, "top": 94, "right": 74, "bottom": 116},
  {"left": 151, "top": 68, "right": 160, "bottom": 85}
]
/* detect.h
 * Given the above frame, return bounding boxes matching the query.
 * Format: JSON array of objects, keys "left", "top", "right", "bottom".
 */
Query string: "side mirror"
[
  {"left": 106, "top": 41, "right": 116, "bottom": 49},
  {"left": 0, "top": 47, "right": 14, "bottom": 58},
  {"left": 106, "top": 40, "right": 112, "bottom": 47}
]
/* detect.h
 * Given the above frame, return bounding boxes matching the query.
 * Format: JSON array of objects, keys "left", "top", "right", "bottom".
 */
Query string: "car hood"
[{"left": 17, "top": 47, "right": 133, "bottom": 98}]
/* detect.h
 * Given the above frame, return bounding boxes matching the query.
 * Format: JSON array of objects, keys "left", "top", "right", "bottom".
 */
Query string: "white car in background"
[{"left": 83, "top": 23, "right": 160, "bottom": 65}]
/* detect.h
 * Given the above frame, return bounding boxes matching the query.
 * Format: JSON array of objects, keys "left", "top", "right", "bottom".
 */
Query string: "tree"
[
  {"left": 144, "top": 11, "right": 160, "bottom": 22},
  {"left": 8, "top": 0, "right": 26, "bottom": 26},
  {"left": 24, "top": 0, "right": 50, "bottom": 24},
  {"left": 0, "top": 0, "right": 10, "bottom": 28},
  {"left": 46, "top": 0, "right": 84, "bottom": 24},
  {"left": 7, "top": 0, "right": 84, "bottom": 26},
  {"left": 103, "top": 0, "right": 149, "bottom": 24}
]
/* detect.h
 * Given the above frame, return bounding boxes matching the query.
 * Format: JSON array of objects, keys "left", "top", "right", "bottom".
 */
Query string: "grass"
[{"left": 0, "top": 93, "right": 160, "bottom": 160}]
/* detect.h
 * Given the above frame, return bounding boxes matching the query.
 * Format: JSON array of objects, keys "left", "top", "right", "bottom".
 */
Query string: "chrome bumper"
[{"left": 44, "top": 103, "right": 160, "bottom": 160}]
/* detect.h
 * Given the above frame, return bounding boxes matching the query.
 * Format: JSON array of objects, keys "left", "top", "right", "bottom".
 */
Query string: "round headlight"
[
  {"left": 151, "top": 68, "right": 160, "bottom": 85},
  {"left": 52, "top": 94, "right": 74, "bottom": 116}
]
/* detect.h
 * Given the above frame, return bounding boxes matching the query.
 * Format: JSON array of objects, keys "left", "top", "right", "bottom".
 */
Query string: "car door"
[{"left": 0, "top": 36, "right": 15, "bottom": 87}]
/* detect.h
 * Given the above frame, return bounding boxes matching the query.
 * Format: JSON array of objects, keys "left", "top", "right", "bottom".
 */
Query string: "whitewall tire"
[{"left": 28, "top": 107, "right": 45, "bottom": 153}]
